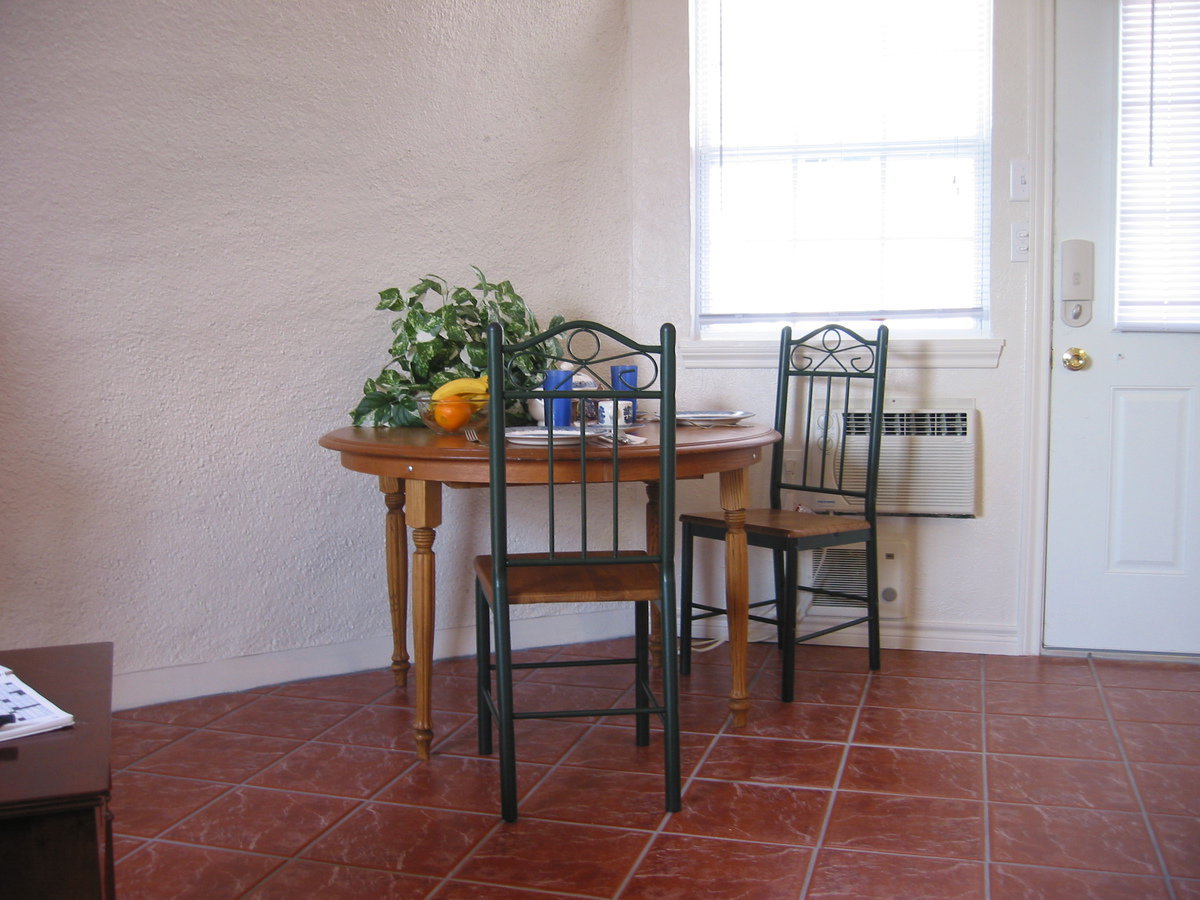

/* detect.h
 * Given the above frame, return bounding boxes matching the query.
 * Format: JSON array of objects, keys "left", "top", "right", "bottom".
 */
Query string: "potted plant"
[{"left": 350, "top": 267, "right": 563, "bottom": 427}]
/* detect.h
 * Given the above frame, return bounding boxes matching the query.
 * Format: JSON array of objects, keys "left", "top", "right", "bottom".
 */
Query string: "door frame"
[{"left": 1016, "top": 0, "right": 1056, "bottom": 656}]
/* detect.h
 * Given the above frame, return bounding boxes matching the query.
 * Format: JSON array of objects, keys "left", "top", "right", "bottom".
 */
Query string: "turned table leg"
[
  {"left": 380, "top": 477, "right": 410, "bottom": 687},
  {"left": 406, "top": 479, "right": 442, "bottom": 760},
  {"left": 720, "top": 467, "right": 751, "bottom": 727}
]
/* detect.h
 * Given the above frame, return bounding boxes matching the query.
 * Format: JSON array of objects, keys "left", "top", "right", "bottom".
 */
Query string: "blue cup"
[
  {"left": 544, "top": 369, "right": 574, "bottom": 427},
  {"left": 611, "top": 365, "right": 638, "bottom": 421}
]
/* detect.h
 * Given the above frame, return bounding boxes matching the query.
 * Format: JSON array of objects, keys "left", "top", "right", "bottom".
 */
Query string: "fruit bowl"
[{"left": 416, "top": 394, "right": 489, "bottom": 436}]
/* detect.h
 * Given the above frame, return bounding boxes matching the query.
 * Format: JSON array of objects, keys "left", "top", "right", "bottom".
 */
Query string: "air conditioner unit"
[{"left": 786, "top": 399, "right": 979, "bottom": 517}]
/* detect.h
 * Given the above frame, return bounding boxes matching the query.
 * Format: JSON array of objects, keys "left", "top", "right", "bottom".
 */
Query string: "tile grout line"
[
  {"left": 1087, "top": 654, "right": 1178, "bottom": 899},
  {"left": 795, "top": 662, "right": 872, "bottom": 900}
]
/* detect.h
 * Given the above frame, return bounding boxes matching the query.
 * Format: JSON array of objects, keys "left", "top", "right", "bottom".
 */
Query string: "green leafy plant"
[{"left": 351, "top": 267, "right": 563, "bottom": 427}]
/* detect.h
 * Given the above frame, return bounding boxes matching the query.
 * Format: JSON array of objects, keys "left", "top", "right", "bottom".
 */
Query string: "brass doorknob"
[{"left": 1062, "top": 347, "right": 1090, "bottom": 371}]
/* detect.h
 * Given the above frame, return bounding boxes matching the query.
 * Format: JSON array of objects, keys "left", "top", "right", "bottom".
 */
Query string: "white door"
[{"left": 1044, "top": 0, "right": 1200, "bottom": 653}]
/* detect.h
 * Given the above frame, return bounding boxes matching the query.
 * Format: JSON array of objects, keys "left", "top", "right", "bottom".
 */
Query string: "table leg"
[
  {"left": 380, "top": 477, "right": 410, "bottom": 687},
  {"left": 644, "top": 481, "right": 662, "bottom": 666},
  {"left": 406, "top": 479, "right": 442, "bottom": 760},
  {"left": 719, "top": 467, "right": 751, "bottom": 727}
]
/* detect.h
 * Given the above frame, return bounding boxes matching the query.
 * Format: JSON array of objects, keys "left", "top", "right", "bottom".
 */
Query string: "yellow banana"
[{"left": 431, "top": 375, "right": 489, "bottom": 401}]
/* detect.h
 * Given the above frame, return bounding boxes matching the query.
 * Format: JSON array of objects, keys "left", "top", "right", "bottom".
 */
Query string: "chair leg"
[
  {"left": 771, "top": 547, "right": 787, "bottom": 650},
  {"left": 475, "top": 581, "right": 492, "bottom": 756},
  {"left": 634, "top": 601, "right": 651, "bottom": 746},
  {"left": 780, "top": 547, "right": 799, "bottom": 702},
  {"left": 661, "top": 609, "right": 681, "bottom": 814},
  {"left": 866, "top": 537, "right": 882, "bottom": 670},
  {"left": 492, "top": 598, "right": 519, "bottom": 822},
  {"left": 679, "top": 522, "right": 695, "bottom": 676}
]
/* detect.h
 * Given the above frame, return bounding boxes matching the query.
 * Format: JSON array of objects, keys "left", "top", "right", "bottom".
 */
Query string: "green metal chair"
[
  {"left": 475, "top": 319, "right": 679, "bottom": 822},
  {"left": 680, "top": 324, "right": 889, "bottom": 700}
]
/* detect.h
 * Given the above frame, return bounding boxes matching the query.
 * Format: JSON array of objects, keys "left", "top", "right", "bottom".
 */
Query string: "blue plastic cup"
[
  {"left": 611, "top": 365, "right": 638, "bottom": 420},
  {"left": 543, "top": 369, "right": 574, "bottom": 427}
]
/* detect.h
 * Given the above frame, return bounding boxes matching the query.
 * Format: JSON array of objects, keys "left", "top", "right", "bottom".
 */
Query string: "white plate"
[
  {"left": 676, "top": 410, "right": 755, "bottom": 426},
  {"left": 505, "top": 426, "right": 607, "bottom": 445}
]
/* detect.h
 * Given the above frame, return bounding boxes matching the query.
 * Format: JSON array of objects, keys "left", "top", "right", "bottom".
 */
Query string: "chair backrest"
[
  {"left": 484, "top": 319, "right": 677, "bottom": 580},
  {"left": 769, "top": 324, "right": 889, "bottom": 516}
]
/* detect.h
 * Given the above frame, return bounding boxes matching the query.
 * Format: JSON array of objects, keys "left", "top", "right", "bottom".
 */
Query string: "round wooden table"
[{"left": 320, "top": 422, "right": 779, "bottom": 758}]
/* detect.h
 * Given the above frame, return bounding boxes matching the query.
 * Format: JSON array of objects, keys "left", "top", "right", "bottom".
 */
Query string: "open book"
[{"left": 0, "top": 665, "right": 74, "bottom": 742}]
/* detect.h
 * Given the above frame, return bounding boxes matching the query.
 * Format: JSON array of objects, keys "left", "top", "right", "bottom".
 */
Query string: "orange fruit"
[{"left": 433, "top": 398, "right": 473, "bottom": 431}]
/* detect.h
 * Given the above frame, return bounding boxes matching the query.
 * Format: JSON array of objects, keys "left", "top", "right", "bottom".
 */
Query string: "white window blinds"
[
  {"left": 1117, "top": 0, "right": 1200, "bottom": 331},
  {"left": 693, "top": 0, "right": 993, "bottom": 338}
]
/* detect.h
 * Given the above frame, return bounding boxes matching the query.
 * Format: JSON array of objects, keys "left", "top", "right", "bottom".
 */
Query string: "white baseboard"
[
  {"left": 694, "top": 616, "right": 1022, "bottom": 656},
  {"left": 112, "top": 607, "right": 634, "bottom": 710}
]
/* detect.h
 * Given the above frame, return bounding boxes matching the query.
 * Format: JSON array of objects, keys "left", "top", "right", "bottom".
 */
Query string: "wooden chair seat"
[
  {"left": 474, "top": 552, "right": 662, "bottom": 605},
  {"left": 681, "top": 509, "right": 870, "bottom": 541}
]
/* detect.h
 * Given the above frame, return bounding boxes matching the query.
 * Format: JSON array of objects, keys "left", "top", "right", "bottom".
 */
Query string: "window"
[
  {"left": 693, "top": 0, "right": 993, "bottom": 339},
  {"left": 1116, "top": 0, "right": 1200, "bottom": 331}
]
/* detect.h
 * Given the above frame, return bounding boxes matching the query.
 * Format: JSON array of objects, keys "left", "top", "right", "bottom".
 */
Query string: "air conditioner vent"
[{"left": 792, "top": 401, "right": 979, "bottom": 517}]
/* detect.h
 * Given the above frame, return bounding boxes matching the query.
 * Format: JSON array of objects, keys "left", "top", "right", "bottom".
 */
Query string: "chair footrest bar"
[
  {"left": 510, "top": 706, "right": 667, "bottom": 720},
  {"left": 796, "top": 615, "right": 870, "bottom": 642}
]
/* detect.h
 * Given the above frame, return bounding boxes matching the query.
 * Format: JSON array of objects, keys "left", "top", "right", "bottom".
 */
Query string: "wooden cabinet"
[{"left": 0, "top": 643, "right": 114, "bottom": 899}]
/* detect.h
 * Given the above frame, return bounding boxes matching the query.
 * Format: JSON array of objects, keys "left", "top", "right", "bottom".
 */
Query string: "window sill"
[{"left": 680, "top": 338, "right": 1006, "bottom": 369}]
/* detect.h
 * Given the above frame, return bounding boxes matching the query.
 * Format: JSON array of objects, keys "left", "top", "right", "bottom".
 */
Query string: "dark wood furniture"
[
  {"left": 320, "top": 420, "right": 778, "bottom": 758},
  {"left": 0, "top": 642, "right": 114, "bottom": 900}
]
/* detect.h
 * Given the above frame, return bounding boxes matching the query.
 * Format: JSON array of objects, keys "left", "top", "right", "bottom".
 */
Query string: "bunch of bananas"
[{"left": 431, "top": 376, "right": 489, "bottom": 406}]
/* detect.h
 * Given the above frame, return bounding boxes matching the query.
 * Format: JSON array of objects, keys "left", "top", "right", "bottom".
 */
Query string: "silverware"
[{"left": 463, "top": 428, "right": 482, "bottom": 443}]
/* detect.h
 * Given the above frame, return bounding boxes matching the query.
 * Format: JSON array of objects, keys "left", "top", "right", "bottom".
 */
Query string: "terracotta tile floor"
[{"left": 110, "top": 641, "right": 1200, "bottom": 899}]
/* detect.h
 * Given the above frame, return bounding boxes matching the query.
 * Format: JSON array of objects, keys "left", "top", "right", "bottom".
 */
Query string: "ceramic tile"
[
  {"left": 697, "top": 735, "right": 844, "bottom": 788},
  {"left": 111, "top": 771, "right": 231, "bottom": 838},
  {"left": 114, "top": 692, "right": 258, "bottom": 728},
  {"left": 244, "top": 860, "right": 436, "bottom": 899},
  {"left": 985, "top": 681, "right": 1106, "bottom": 719},
  {"left": 806, "top": 848, "right": 985, "bottom": 899},
  {"left": 1106, "top": 686, "right": 1200, "bottom": 724},
  {"left": 454, "top": 818, "right": 651, "bottom": 895},
  {"left": 623, "top": 833, "right": 813, "bottom": 899},
  {"left": 876, "top": 649, "right": 983, "bottom": 681},
  {"left": 375, "top": 752, "right": 548, "bottom": 814},
  {"left": 437, "top": 715, "right": 588, "bottom": 764},
  {"left": 665, "top": 779, "right": 830, "bottom": 845},
  {"left": 984, "top": 654, "right": 1095, "bottom": 685},
  {"left": 989, "top": 802, "right": 1159, "bottom": 874},
  {"left": 272, "top": 669, "right": 398, "bottom": 704},
  {"left": 822, "top": 792, "right": 985, "bottom": 859},
  {"left": 1130, "top": 762, "right": 1200, "bottom": 815},
  {"left": 728, "top": 699, "right": 858, "bottom": 743},
  {"left": 318, "top": 704, "right": 472, "bottom": 752},
  {"left": 110, "top": 718, "right": 193, "bottom": 768},
  {"left": 1150, "top": 814, "right": 1200, "bottom": 878},
  {"left": 751, "top": 669, "right": 867, "bottom": 706},
  {"left": 162, "top": 786, "right": 357, "bottom": 855},
  {"left": 560, "top": 723, "right": 712, "bottom": 776},
  {"left": 679, "top": 660, "right": 746, "bottom": 696},
  {"left": 127, "top": 729, "right": 302, "bottom": 782},
  {"left": 517, "top": 765, "right": 672, "bottom": 828},
  {"left": 987, "top": 754, "right": 1138, "bottom": 810},
  {"left": 986, "top": 713, "right": 1121, "bottom": 759},
  {"left": 206, "top": 693, "right": 360, "bottom": 740},
  {"left": 990, "top": 863, "right": 1171, "bottom": 899},
  {"left": 115, "top": 841, "right": 283, "bottom": 900},
  {"left": 1116, "top": 720, "right": 1200, "bottom": 764},
  {"left": 248, "top": 740, "right": 417, "bottom": 798},
  {"left": 302, "top": 802, "right": 494, "bottom": 876},
  {"left": 852, "top": 706, "right": 982, "bottom": 752},
  {"left": 865, "top": 675, "right": 982, "bottom": 713},
  {"left": 840, "top": 745, "right": 983, "bottom": 800},
  {"left": 1094, "top": 658, "right": 1200, "bottom": 692}
]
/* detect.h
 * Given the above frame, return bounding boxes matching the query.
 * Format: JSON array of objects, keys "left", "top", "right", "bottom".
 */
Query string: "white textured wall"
[
  {"left": 1, "top": 0, "right": 633, "bottom": 704},
  {"left": 1, "top": 0, "right": 1047, "bottom": 707}
]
